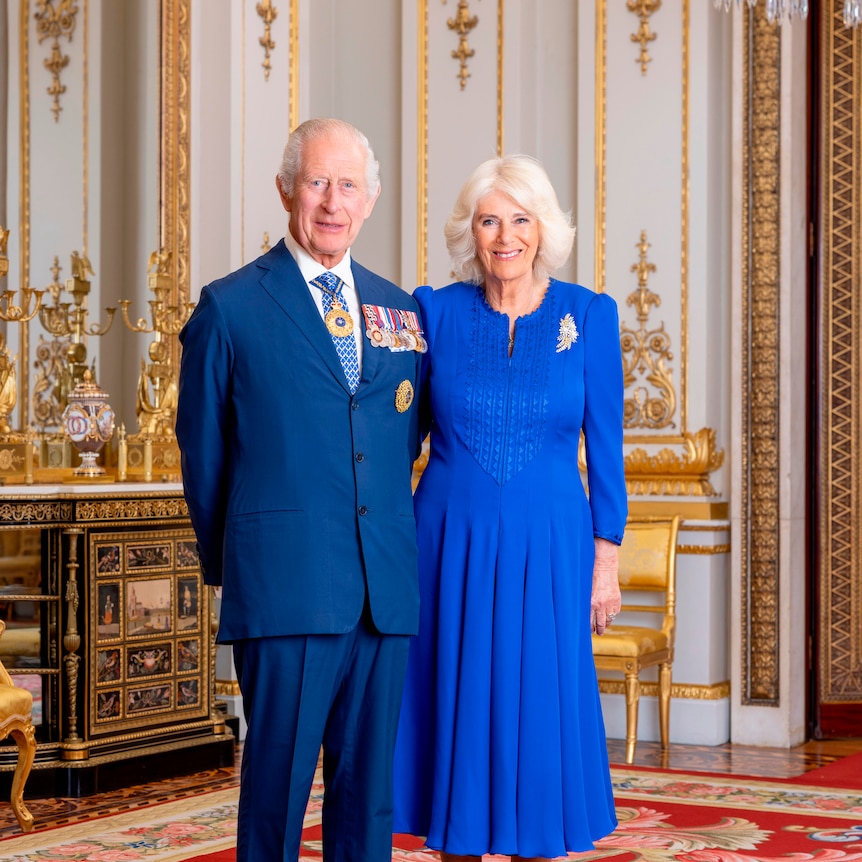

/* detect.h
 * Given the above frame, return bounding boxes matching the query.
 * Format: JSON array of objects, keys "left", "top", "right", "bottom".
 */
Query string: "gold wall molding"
[
  {"left": 622, "top": 230, "right": 676, "bottom": 430},
  {"left": 626, "top": 0, "right": 661, "bottom": 75},
  {"left": 417, "top": 1, "right": 503, "bottom": 283},
  {"left": 598, "top": 1, "right": 690, "bottom": 436},
  {"left": 289, "top": 0, "right": 298, "bottom": 131},
  {"left": 594, "top": 0, "right": 607, "bottom": 294},
  {"left": 256, "top": 0, "right": 277, "bottom": 81},
  {"left": 34, "top": 0, "right": 79, "bottom": 121},
  {"left": 818, "top": 5, "right": 862, "bottom": 706},
  {"left": 446, "top": 0, "right": 478, "bottom": 90},
  {"left": 624, "top": 427, "right": 725, "bottom": 496},
  {"left": 740, "top": 7, "right": 781, "bottom": 706},
  {"left": 417, "top": 0, "right": 429, "bottom": 285},
  {"left": 599, "top": 679, "right": 730, "bottom": 701}
]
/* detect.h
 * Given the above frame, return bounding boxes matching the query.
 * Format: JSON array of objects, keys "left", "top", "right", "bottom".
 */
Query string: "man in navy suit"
[{"left": 176, "top": 118, "right": 422, "bottom": 862}]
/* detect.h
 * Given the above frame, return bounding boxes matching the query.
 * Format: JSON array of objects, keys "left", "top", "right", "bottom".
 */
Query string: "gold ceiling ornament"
[
  {"left": 621, "top": 230, "right": 676, "bottom": 430},
  {"left": 624, "top": 427, "right": 725, "bottom": 497},
  {"left": 34, "top": 0, "right": 79, "bottom": 122},
  {"left": 256, "top": 0, "right": 278, "bottom": 81},
  {"left": 446, "top": 0, "right": 478, "bottom": 90},
  {"left": 627, "top": 0, "right": 662, "bottom": 75},
  {"left": 715, "top": 0, "right": 860, "bottom": 26}
]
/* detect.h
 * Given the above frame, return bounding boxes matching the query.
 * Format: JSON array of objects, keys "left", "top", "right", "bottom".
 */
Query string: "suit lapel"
[{"left": 257, "top": 241, "right": 350, "bottom": 391}]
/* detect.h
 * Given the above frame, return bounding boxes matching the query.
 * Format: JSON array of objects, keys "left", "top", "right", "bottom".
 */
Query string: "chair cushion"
[
  {"left": 0, "top": 685, "right": 33, "bottom": 721},
  {"left": 592, "top": 625, "right": 669, "bottom": 658}
]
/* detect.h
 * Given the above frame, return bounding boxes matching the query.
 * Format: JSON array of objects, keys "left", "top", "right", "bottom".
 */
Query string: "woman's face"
[{"left": 473, "top": 190, "right": 540, "bottom": 286}]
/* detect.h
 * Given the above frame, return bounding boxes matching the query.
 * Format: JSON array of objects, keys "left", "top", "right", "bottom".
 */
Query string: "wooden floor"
[{"left": 0, "top": 737, "right": 860, "bottom": 838}]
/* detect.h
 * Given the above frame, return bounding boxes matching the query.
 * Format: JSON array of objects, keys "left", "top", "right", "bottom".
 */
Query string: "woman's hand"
[{"left": 591, "top": 537, "right": 621, "bottom": 635}]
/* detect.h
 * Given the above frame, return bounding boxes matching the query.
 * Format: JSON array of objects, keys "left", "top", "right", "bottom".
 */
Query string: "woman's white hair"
[
  {"left": 444, "top": 154, "right": 576, "bottom": 285},
  {"left": 276, "top": 118, "right": 380, "bottom": 201}
]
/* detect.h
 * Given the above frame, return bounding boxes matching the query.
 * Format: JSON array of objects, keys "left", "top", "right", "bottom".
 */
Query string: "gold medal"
[{"left": 325, "top": 300, "right": 354, "bottom": 337}]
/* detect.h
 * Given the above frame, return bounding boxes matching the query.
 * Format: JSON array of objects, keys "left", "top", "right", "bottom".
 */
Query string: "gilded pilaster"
[{"left": 740, "top": 8, "right": 781, "bottom": 705}]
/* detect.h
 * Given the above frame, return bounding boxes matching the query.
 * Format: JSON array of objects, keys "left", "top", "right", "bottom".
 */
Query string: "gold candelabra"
[
  {"left": 37, "top": 250, "right": 116, "bottom": 410},
  {"left": 118, "top": 248, "right": 194, "bottom": 441},
  {"left": 0, "top": 226, "right": 45, "bottom": 436}
]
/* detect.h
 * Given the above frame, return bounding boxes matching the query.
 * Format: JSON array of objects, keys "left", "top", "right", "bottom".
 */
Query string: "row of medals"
[{"left": 326, "top": 296, "right": 428, "bottom": 353}]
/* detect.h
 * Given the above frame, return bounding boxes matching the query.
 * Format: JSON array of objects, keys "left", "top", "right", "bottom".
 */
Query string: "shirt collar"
[{"left": 283, "top": 230, "right": 355, "bottom": 289}]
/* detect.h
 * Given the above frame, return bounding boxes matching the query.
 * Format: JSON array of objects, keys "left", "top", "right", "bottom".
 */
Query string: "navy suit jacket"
[{"left": 176, "top": 240, "right": 421, "bottom": 642}]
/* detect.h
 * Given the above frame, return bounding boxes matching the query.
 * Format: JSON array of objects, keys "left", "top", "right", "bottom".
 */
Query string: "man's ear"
[{"left": 276, "top": 175, "right": 292, "bottom": 212}]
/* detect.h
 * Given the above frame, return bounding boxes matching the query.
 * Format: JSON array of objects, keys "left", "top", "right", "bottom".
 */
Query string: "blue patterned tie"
[{"left": 311, "top": 272, "right": 361, "bottom": 393}]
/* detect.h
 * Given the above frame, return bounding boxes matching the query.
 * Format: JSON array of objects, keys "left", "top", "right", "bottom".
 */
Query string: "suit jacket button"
[
  {"left": 352, "top": 401, "right": 359, "bottom": 410},
  {"left": 355, "top": 452, "right": 365, "bottom": 462},
  {"left": 358, "top": 505, "right": 368, "bottom": 516}
]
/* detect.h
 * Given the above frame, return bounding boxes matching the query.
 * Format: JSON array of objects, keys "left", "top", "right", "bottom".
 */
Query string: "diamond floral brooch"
[{"left": 556, "top": 313, "right": 579, "bottom": 352}]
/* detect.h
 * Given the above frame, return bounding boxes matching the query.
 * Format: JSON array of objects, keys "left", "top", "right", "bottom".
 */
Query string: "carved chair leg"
[
  {"left": 623, "top": 672, "right": 640, "bottom": 765},
  {"left": 9, "top": 723, "right": 36, "bottom": 832},
  {"left": 658, "top": 662, "right": 672, "bottom": 752}
]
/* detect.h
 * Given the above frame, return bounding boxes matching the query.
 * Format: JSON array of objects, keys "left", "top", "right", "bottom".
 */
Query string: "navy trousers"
[{"left": 233, "top": 615, "right": 411, "bottom": 862}]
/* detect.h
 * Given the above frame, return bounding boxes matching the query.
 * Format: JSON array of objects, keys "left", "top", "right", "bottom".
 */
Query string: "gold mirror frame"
[
  {"left": 9, "top": 0, "right": 190, "bottom": 427},
  {"left": 159, "top": 0, "right": 191, "bottom": 374}
]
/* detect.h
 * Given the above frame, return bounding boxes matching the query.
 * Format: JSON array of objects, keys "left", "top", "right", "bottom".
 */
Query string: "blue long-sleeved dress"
[{"left": 393, "top": 279, "right": 628, "bottom": 857}]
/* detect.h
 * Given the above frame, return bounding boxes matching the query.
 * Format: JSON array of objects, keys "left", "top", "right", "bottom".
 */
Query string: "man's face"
[{"left": 278, "top": 134, "right": 380, "bottom": 269}]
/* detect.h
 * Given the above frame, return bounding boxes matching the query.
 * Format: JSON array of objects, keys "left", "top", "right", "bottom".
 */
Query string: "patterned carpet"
[{"left": 2, "top": 765, "right": 862, "bottom": 861}]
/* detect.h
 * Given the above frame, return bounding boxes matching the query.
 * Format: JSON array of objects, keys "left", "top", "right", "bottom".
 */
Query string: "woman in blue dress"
[{"left": 393, "top": 155, "right": 627, "bottom": 860}]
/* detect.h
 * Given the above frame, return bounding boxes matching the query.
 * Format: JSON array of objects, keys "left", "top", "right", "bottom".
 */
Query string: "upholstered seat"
[
  {"left": 592, "top": 515, "right": 681, "bottom": 764},
  {"left": 0, "top": 619, "right": 37, "bottom": 832}
]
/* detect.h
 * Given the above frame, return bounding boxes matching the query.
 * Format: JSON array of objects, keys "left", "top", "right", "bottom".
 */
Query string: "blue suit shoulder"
[{"left": 201, "top": 243, "right": 290, "bottom": 303}]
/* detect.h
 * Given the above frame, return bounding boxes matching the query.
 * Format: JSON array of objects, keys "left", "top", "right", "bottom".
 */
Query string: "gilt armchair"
[
  {"left": 592, "top": 515, "right": 681, "bottom": 764},
  {"left": 0, "top": 619, "right": 36, "bottom": 832}
]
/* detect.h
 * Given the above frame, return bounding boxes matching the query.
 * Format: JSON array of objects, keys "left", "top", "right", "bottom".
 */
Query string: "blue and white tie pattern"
[{"left": 311, "top": 271, "right": 361, "bottom": 393}]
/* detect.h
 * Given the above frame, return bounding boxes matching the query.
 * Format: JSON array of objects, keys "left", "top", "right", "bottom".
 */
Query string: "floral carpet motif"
[{"left": 1, "top": 769, "right": 862, "bottom": 861}]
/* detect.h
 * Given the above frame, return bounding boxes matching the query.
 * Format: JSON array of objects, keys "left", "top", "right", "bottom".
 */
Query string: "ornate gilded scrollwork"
[
  {"left": 446, "top": 0, "right": 478, "bottom": 90},
  {"left": 256, "top": 0, "right": 278, "bottom": 81},
  {"left": 624, "top": 427, "right": 725, "bottom": 496},
  {"left": 34, "top": 0, "right": 79, "bottom": 121},
  {"left": 621, "top": 230, "right": 676, "bottom": 430},
  {"left": 626, "top": 0, "right": 662, "bottom": 75}
]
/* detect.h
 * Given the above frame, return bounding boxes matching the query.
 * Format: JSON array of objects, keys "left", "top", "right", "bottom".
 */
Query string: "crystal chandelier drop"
[{"left": 713, "top": 0, "right": 862, "bottom": 28}]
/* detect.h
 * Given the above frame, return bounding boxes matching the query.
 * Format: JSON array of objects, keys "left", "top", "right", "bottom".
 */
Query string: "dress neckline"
[{"left": 477, "top": 279, "right": 554, "bottom": 324}]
